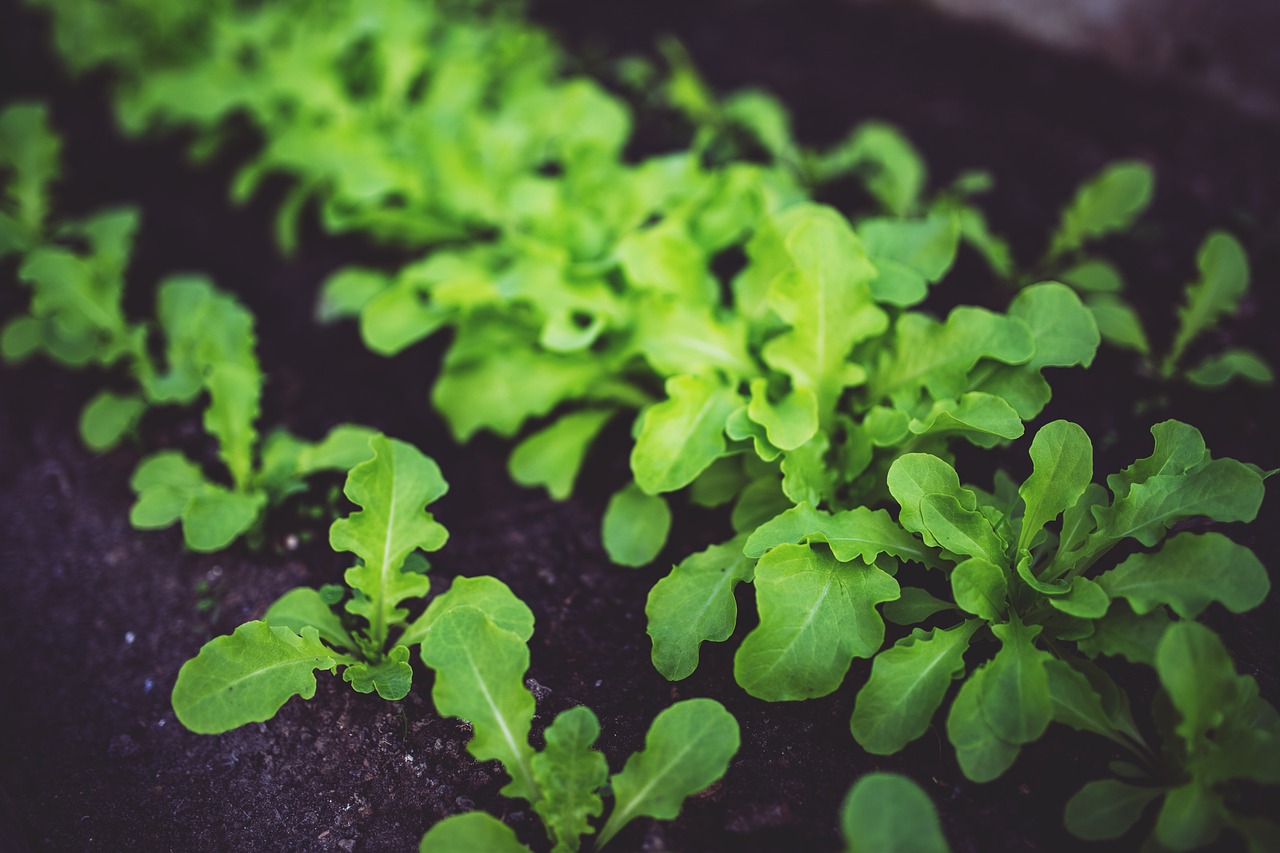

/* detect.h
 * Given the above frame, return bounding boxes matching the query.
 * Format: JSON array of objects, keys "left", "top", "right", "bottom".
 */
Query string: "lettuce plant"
[
  {"left": 0, "top": 101, "right": 59, "bottom": 256},
  {"left": 171, "top": 434, "right": 448, "bottom": 731},
  {"left": 418, "top": 576, "right": 739, "bottom": 852},
  {"left": 842, "top": 419, "right": 1267, "bottom": 776},
  {"left": 840, "top": 773, "right": 949, "bottom": 853}
]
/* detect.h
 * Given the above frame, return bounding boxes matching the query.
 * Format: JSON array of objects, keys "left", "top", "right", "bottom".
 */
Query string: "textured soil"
[{"left": 1, "top": 1, "right": 1277, "bottom": 851}]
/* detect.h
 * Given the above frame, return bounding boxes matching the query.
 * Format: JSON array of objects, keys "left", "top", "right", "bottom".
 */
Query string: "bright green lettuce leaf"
[
  {"left": 419, "top": 605, "right": 538, "bottom": 801},
  {"left": 1046, "top": 577, "right": 1110, "bottom": 618},
  {"left": 531, "top": 706, "right": 609, "bottom": 853},
  {"left": 1166, "top": 231, "right": 1249, "bottom": 373},
  {"left": 1044, "top": 659, "right": 1139, "bottom": 749},
  {"left": 1086, "top": 294, "right": 1150, "bottom": 355},
  {"left": 617, "top": 221, "right": 710, "bottom": 301},
  {"left": 596, "top": 699, "right": 739, "bottom": 848},
  {"left": 316, "top": 267, "right": 389, "bottom": 323},
  {"left": 886, "top": 453, "right": 978, "bottom": 546},
  {"left": 602, "top": 483, "right": 671, "bottom": 567},
  {"left": 906, "top": 392, "right": 1024, "bottom": 447},
  {"left": 734, "top": 544, "right": 898, "bottom": 701},
  {"left": 840, "top": 773, "right": 950, "bottom": 853},
  {"left": 419, "top": 812, "right": 530, "bottom": 853},
  {"left": 947, "top": 666, "right": 1020, "bottom": 782},
  {"left": 858, "top": 213, "right": 960, "bottom": 307},
  {"left": 1017, "top": 420, "right": 1093, "bottom": 552},
  {"left": 1185, "top": 348, "right": 1272, "bottom": 388},
  {"left": 171, "top": 622, "right": 341, "bottom": 734},
  {"left": 1060, "top": 258, "right": 1124, "bottom": 293},
  {"left": 79, "top": 391, "right": 145, "bottom": 451},
  {"left": 746, "top": 379, "right": 819, "bottom": 451},
  {"left": 950, "top": 558, "right": 1008, "bottom": 621},
  {"left": 919, "top": 494, "right": 1006, "bottom": 564},
  {"left": 264, "top": 587, "right": 355, "bottom": 651},
  {"left": 183, "top": 484, "right": 265, "bottom": 552},
  {"left": 744, "top": 503, "right": 936, "bottom": 567},
  {"left": 851, "top": 620, "right": 979, "bottom": 754},
  {"left": 779, "top": 433, "right": 837, "bottom": 505},
  {"left": 980, "top": 617, "right": 1053, "bottom": 745},
  {"left": 1048, "top": 160, "right": 1154, "bottom": 260},
  {"left": 812, "top": 121, "right": 925, "bottom": 215},
  {"left": 202, "top": 361, "right": 261, "bottom": 492},
  {"left": 631, "top": 374, "right": 740, "bottom": 494},
  {"left": 129, "top": 451, "right": 264, "bottom": 552},
  {"left": 631, "top": 296, "right": 755, "bottom": 379},
  {"left": 0, "top": 101, "right": 60, "bottom": 249},
  {"left": 330, "top": 435, "right": 448, "bottom": 647},
  {"left": 402, "top": 575, "right": 535, "bottom": 650},
  {"left": 343, "top": 644, "right": 414, "bottom": 700},
  {"left": 760, "top": 207, "right": 887, "bottom": 420},
  {"left": 1096, "top": 532, "right": 1268, "bottom": 618},
  {"left": 882, "top": 588, "right": 955, "bottom": 625},
  {"left": 646, "top": 536, "right": 754, "bottom": 680},
  {"left": 1064, "top": 780, "right": 1162, "bottom": 841},
  {"left": 510, "top": 409, "right": 613, "bottom": 500}
]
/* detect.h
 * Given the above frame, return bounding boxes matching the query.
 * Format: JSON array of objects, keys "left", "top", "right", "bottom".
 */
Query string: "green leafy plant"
[
  {"left": 0, "top": 101, "right": 60, "bottom": 256},
  {"left": 843, "top": 419, "right": 1267, "bottom": 780},
  {"left": 171, "top": 433, "right": 447, "bottom": 731},
  {"left": 418, "top": 577, "right": 739, "bottom": 853}
]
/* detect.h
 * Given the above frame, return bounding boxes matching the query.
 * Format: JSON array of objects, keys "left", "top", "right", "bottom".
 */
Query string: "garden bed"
[{"left": 1, "top": 1, "right": 1277, "bottom": 851}]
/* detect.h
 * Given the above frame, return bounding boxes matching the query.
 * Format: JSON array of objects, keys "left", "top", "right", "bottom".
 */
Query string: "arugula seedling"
[
  {"left": 418, "top": 576, "right": 740, "bottom": 853},
  {"left": 0, "top": 101, "right": 60, "bottom": 257},
  {"left": 171, "top": 434, "right": 447, "bottom": 732},
  {"left": 1064, "top": 621, "right": 1279, "bottom": 850},
  {"left": 843, "top": 419, "right": 1267, "bottom": 781}
]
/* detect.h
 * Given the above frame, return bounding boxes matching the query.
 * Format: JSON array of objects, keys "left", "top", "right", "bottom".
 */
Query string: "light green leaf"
[
  {"left": 343, "top": 644, "right": 413, "bottom": 700},
  {"left": 734, "top": 544, "right": 899, "bottom": 701},
  {"left": 264, "top": 587, "right": 355, "bottom": 651},
  {"left": 814, "top": 121, "right": 925, "bottom": 215},
  {"left": 1107, "top": 420, "right": 1208, "bottom": 501},
  {"left": 951, "top": 558, "right": 1007, "bottom": 621},
  {"left": 402, "top": 575, "right": 535, "bottom": 650},
  {"left": 1064, "top": 779, "right": 1162, "bottom": 841},
  {"left": 1060, "top": 258, "right": 1124, "bottom": 293},
  {"left": 779, "top": 433, "right": 837, "bottom": 505},
  {"left": 171, "top": 622, "right": 339, "bottom": 734},
  {"left": 1087, "top": 294, "right": 1150, "bottom": 355},
  {"left": 202, "top": 361, "right": 261, "bottom": 492},
  {"left": 330, "top": 436, "right": 448, "bottom": 646},
  {"left": 840, "top": 772, "right": 950, "bottom": 853},
  {"left": 597, "top": 699, "right": 740, "bottom": 848},
  {"left": 1096, "top": 532, "right": 1268, "bottom": 618},
  {"left": 761, "top": 208, "right": 887, "bottom": 419},
  {"left": 317, "top": 267, "right": 388, "bottom": 322},
  {"left": 510, "top": 409, "right": 613, "bottom": 500},
  {"left": 181, "top": 484, "right": 264, "bottom": 552},
  {"left": 907, "top": 392, "right": 1024, "bottom": 447},
  {"left": 1167, "top": 231, "right": 1249, "bottom": 371},
  {"left": 1018, "top": 420, "right": 1093, "bottom": 551},
  {"left": 947, "top": 666, "right": 1020, "bottom": 782},
  {"left": 1155, "top": 782, "right": 1223, "bottom": 851},
  {"left": 1077, "top": 602, "right": 1171, "bottom": 666},
  {"left": 1185, "top": 348, "right": 1273, "bottom": 388},
  {"left": 1048, "top": 577, "right": 1110, "bottom": 618},
  {"left": 632, "top": 374, "right": 739, "bottom": 494},
  {"left": 602, "top": 483, "right": 671, "bottom": 568},
  {"left": 920, "top": 494, "right": 1005, "bottom": 564},
  {"left": 79, "top": 391, "right": 145, "bottom": 452},
  {"left": 1049, "top": 160, "right": 1154, "bottom": 259},
  {"left": 980, "top": 617, "right": 1053, "bottom": 745},
  {"left": 745, "top": 503, "right": 936, "bottom": 567},
  {"left": 746, "top": 379, "right": 819, "bottom": 451},
  {"left": 419, "top": 605, "right": 538, "bottom": 802},
  {"left": 859, "top": 213, "right": 960, "bottom": 307},
  {"left": 886, "top": 453, "right": 977, "bottom": 546},
  {"left": 360, "top": 282, "right": 451, "bottom": 356},
  {"left": 419, "top": 812, "right": 530, "bottom": 853},
  {"left": 129, "top": 451, "right": 205, "bottom": 530},
  {"left": 882, "top": 588, "right": 955, "bottom": 625},
  {"left": 531, "top": 706, "right": 608, "bottom": 853},
  {"left": 851, "top": 621, "right": 979, "bottom": 754},
  {"left": 646, "top": 537, "right": 754, "bottom": 681}
]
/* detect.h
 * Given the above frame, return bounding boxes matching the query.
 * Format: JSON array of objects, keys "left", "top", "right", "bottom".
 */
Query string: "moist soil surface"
[{"left": 1, "top": 1, "right": 1277, "bottom": 851}]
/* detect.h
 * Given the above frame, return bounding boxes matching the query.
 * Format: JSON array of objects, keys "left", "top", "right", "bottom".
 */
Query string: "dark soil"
[{"left": 1, "top": 1, "right": 1277, "bottom": 851}]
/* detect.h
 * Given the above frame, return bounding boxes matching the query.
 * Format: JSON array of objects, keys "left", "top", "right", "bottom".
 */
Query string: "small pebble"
[{"left": 124, "top": 631, "right": 136, "bottom": 645}]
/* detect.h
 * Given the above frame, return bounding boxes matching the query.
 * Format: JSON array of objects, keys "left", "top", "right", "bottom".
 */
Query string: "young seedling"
[
  {"left": 171, "top": 434, "right": 447, "bottom": 731},
  {"left": 840, "top": 773, "right": 949, "bottom": 853},
  {"left": 417, "top": 577, "right": 740, "bottom": 853}
]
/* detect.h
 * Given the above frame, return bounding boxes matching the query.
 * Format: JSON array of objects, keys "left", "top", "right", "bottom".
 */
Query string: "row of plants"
[{"left": 5, "top": 0, "right": 1277, "bottom": 848}]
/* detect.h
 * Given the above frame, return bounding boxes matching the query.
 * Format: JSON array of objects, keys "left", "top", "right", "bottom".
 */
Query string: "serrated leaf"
[
  {"left": 419, "top": 605, "right": 538, "bottom": 801},
  {"left": 1167, "top": 231, "right": 1249, "bottom": 371},
  {"left": 402, "top": 575, "right": 534, "bottom": 649},
  {"left": 344, "top": 644, "right": 413, "bottom": 700},
  {"left": 531, "top": 706, "right": 608, "bottom": 853},
  {"left": 1096, "top": 532, "right": 1268, "bottom": 618},
  {"left": 907, "top": 392, "right": 1024, "bottom": 447},
  {"left": 171, "top": 622, "right": 339, "bottom": 734},
  {"left": 510, "top": 409, "right": 613, "bottom": 500},
  {"left": 202, "top": 361, "right": 261, "bottom": 492},
  {"left": 330, "top": 436, "right": 448, "bottom": 646},
  {"left": 745, "top": 503, "right": 935, "bottom": 567},
  {"left": 602, "top": 483, "right": 671, "bottom": 567},
  {"left": 264, "top": 587, "right": 355, "bottom": 651},
  {"left": 851, "top": 621, "right": 979, "bottom": 754},
  {"left": 734, "top": 544, "right": 899, "bottom": 700},
  {"left": 761, "top": 208, "right": 887, "bottom": 418},
  {"left": 632, "top": 374, "right": 739, "bottom": 494},
  {"left": 1049, "top": 160, "right": 1154, "bottom": 259},
  {"left": 646, "top": 537, "right": 754, "bottom": 681},
  {"left": 419, "top": 812, "right": 530, "bottom": 853},
  {"left": 840, "top": 773, "right": 950, "bottom": 853},
  {"left": 1064, "top": 779, "right": 1162, "bottom": 841},
  {"left": 597, "top": 699, "right": 739, "bottom": 848}
]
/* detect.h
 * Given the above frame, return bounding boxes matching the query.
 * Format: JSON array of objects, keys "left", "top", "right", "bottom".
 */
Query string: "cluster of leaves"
[
  {"left": 1, "top": 101, "right": 374, "bottom": 550},
  {"left": 417, "top": 583, "right": 739, "bottom": 853},
  {"left": 1031, "top": 161, "right": 1271, "bottom": 388}
]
